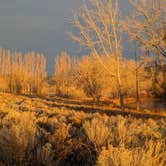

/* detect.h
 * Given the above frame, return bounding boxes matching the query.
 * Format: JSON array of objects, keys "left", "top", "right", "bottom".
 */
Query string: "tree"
[
  {"left": 124, "top": 0, "right": 166, "bottom": 98},
  {"left": 69, "top": 0, "right": 125, "bottom": 110},
  {"left": 54, "top": 52, "right": 74, "bottom": 97},
  {"left": 0, "top": 48, "right": 11, "bottom": 92},
  {"left": 0, "top": 48, "right": 47, "bottom": 96},
  {"left": 124, "top": 0, "right": 166, "bottom": 58},
  {"left": 75, "top": 56, "right": 108, "bottom": 101}
]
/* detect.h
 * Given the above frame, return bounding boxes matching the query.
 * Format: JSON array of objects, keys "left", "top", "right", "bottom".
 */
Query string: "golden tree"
[
  {"left": 124, "top": 0, "right": 166, "bottom": 58},
  {"left": 0, "top": 48, "right": 11, "bottom": 92},
  {"left": 75, "top": 55, "right": 108, "bottom": 101},
  {"left": 69, "top": 0, "right": 125, "bottom": 110},
  {"left": 0, "top": 48, "right": 47, "bottom": 95},
  {"left": 54, "top": 52, "right": 74, "bottom": 97},
  {"left": 124, "top": 0, "right": 166, "bottom": 97}
]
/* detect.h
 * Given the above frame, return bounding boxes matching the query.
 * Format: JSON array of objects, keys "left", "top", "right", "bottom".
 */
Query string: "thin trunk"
[
  {"left": 116, "top": 54, "right": 124, "bottom": 111},
  {"left": 157, "top": 49, "right": 166, "bottom": 83},
  {"left": 119, "top": 84, "right": 124, "bottom": 111},
  {"left": 135, "top": 63, "right": 140, "bottom": 111},
  {"left": 135, "top": 45, "right": 140, "bottom": 111}
]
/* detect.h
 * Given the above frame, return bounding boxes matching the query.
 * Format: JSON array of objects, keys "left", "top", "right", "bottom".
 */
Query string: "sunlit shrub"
[
  {"left": 0, "top": 111, "right": 36, "bottom": 165},
  {"left": 98, "top": 140, "right": 166, "bottom": 166},
  {"left": 83, "top": 116, "right": 112, "bottom": 151}
]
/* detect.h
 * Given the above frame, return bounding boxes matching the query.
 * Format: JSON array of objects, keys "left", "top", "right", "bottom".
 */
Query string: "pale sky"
[{"left": 0, "top": 0, "right": 130, "bottom": 73}]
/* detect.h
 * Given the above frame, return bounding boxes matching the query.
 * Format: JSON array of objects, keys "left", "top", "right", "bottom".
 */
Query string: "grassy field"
[{"left": 0, "top": 93, "right": 165, "bottom": 165}]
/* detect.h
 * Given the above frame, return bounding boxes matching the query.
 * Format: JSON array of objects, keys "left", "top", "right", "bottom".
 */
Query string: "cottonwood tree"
[
  {"left": 54, "top": 52, "right": 75, "bottom": 97},
  {"left": 124, "top": 0, "right": 166, "bottom": 58},
  {"left": 75, "top": 56, "right": 108, "bottom": 101},
  {"left": 0, "top": 48, "right": 11, "bottom": 92},
  {"left": 10, "top": 52, "right": 46, "bottom": 95},
  {"left": 125, "top": 0, "right": 166, "bottom": 79},
  {"left": 0, "top": 48, "right": 47, "bottom": 95},
  {"left": 124, "top": 0, "right": 166, "bottom": 97},
  {"left": 69, "top": 0, "right": 125, "bottom": 110}
]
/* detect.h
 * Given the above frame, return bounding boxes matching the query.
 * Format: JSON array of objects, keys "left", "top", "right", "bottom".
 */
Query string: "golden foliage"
[{"left": 0, "top": 48, "right": 47, "bottom": 95}]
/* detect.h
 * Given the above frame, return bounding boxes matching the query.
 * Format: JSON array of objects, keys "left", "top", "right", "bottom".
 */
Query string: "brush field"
[{"left": 0, "top": 93, "right": 165, "bottom": 165}]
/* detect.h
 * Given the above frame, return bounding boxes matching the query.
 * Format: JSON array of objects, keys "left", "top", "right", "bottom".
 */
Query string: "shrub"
[
  {"left": 83, "top": 116, "right": 112, "bottom": 151},
  {"left": 0, "top": 111, "right": 36, "bottom": 165},
  {"left": 97, "top": 140, "right": 166, "bottom": 166}
]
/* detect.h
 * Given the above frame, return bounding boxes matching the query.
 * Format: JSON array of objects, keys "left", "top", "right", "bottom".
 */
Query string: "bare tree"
[
  {"left": 123, "top": 0, "right": 166, "bottom": 97},
  {"left": 124, "top": 0, "right": 166, "bottom": 58},
  {"left": 69, "top": 0, "right": 125, "bottom": 110}
]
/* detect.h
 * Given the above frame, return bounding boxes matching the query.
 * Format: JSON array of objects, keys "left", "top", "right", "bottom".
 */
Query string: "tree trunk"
[
  {"left": 157, "top": 49, "right": 166, "bottom": 83},
  {"left": 119, "top": 85, "right": 125, "bottom": 111},
  {"left": 135, "top": 46, "right": 140, "bottom": 111},
  {"left": 135, "top": 68, "right": 140, "bottom": 111},
  {"left": 116, "top": 55, "right": 125, "bottom": 111}
]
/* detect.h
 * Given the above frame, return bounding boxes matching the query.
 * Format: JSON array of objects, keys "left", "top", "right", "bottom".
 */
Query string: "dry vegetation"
[{"left": 0, "top": 93, "right": 165, "bottom": 165}]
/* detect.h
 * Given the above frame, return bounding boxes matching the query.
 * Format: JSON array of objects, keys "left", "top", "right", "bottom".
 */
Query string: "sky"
[{"left": 0, "top": 0, "right": 131, "bottom": 73}]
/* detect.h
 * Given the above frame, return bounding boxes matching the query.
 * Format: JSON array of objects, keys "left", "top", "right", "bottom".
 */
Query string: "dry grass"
[
  {"left": 0, "top": 93, "right": 165, "bottom": 165},
  {"left": 98, "top": 140, "right": 166, "bottom": 166}
]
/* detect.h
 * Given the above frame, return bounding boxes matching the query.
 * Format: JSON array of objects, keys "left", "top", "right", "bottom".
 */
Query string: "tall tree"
[
  {"left": 54, "top": 52, "right": 73, "bottom": 97},
  {"left": 69, "top": 0, "right": 125, "bottom": 110},
  {"left": 0, "top": 48, "right": 47, "bottom": 95},
  {"left": 124, "top": 0, "right": 166, "bottom": 97},
  {"left": 124, "top": 0, "right": 166, "bottom": 58}
]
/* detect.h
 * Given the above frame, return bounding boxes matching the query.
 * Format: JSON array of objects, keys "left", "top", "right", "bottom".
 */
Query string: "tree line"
[
  {"left": 0, "top": 48, "right": 46, "bottom": 95},
  {"left": 0, "top": 47, "right": 165, "bottom": 106},
  {"left": 54, "top": 51, "right": 165, "bottom": 102}
]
